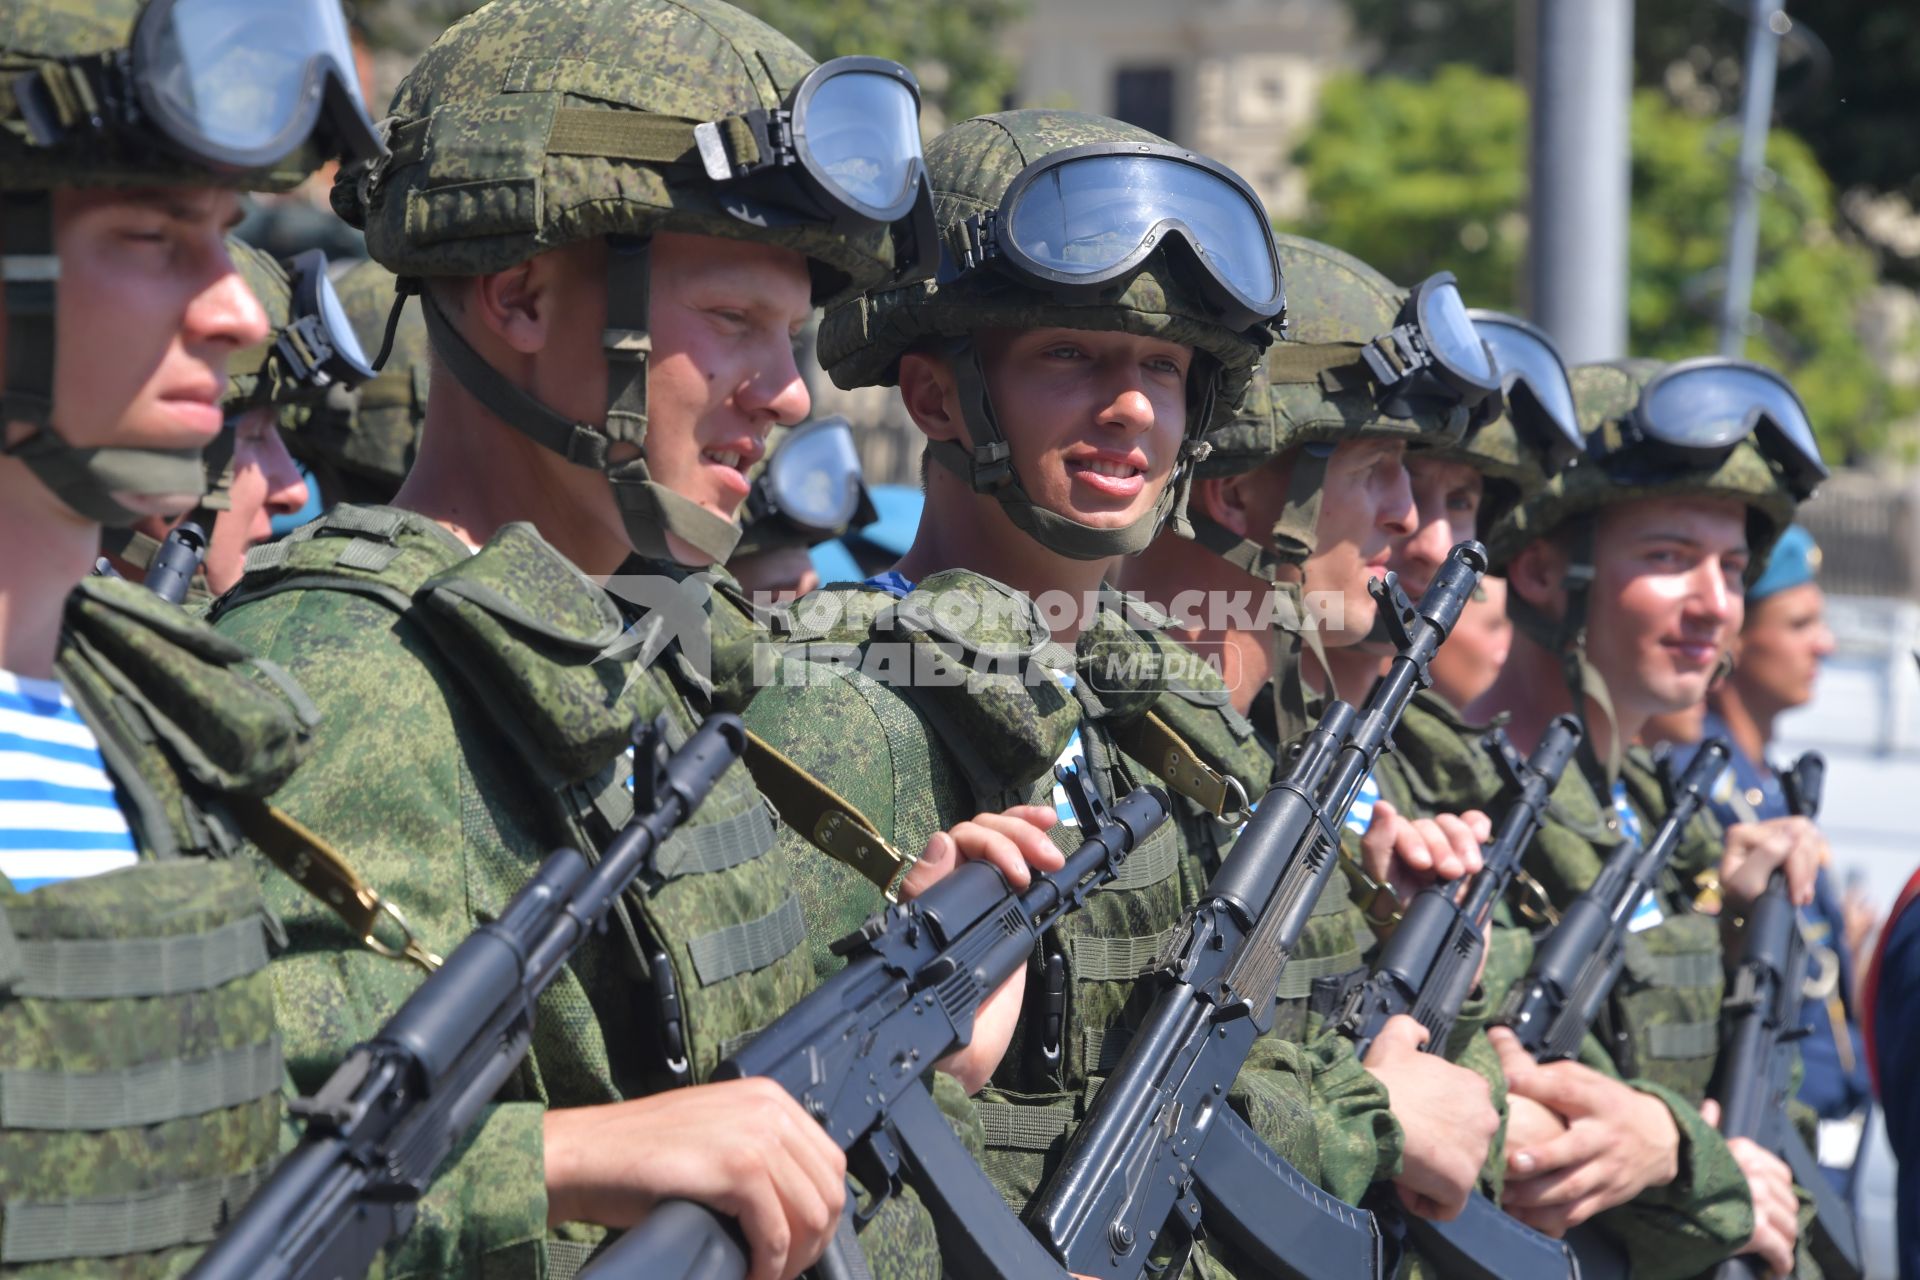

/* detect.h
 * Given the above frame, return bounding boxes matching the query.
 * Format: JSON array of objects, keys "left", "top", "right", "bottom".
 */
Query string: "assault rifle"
[
  {"left": 189, "top": 713, "right": 747, "bottom": 1280},
  {"left": 1333, "top": 715, "right": 1585, "bottom": 1280},
  {"left": 594, "top": 768, "right": 1173, "bottom": 1280},
  {"left": 1713, "top": 752, "right": 1863, "bottom": 1280},
  {"left": 144, "top": 520, "right": 209, "bottom": 605},
  {"left": 1031, "top": 540, "right": 1487, "bottom": 1280}
]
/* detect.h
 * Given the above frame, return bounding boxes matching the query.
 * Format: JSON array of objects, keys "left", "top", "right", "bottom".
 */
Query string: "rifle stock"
[{"left": 1031, "top": 542, "right": 1487, "bottom": 1280}]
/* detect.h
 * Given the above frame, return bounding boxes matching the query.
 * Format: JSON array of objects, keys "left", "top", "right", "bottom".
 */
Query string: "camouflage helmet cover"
[
  {"left": 817, "top": 108, "right": 1274, "bottom": 422},
  {"left": 222, "top": 236, "right": 293, "bottom": 409},
  {"left": 1486, "top": 358, "right": 1799, "bottom": 579},
  {"left": 332, "top": 0, "right": 899, "bottom": 304},
  {"left": 0, "top": 0, "right": 318, "bottom": 192},
  {"left": 1201, "top": 234, "right": 1512, "bottom": 479}
]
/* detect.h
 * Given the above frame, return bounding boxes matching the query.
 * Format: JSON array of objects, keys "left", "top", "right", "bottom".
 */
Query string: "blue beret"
[{"left": 1749, "top": 524, "right": 1820, "bottom": 602}]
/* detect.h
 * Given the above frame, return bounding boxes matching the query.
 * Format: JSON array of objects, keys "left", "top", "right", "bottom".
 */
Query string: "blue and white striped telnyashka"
[{"left": 0, "top": 669, "right": 136, "bottom": 892}]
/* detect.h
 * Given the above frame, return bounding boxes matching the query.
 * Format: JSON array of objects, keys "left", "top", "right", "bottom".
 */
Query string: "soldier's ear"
[
  {"left": 897, "top": 350, "right": 962, "bottom": 443},
  {"left": 1507, "top": 537, "right": 1567, "bottom": 616},
  {"left": 1194, "top": 474, "right": 1248, "bottom": 536}
]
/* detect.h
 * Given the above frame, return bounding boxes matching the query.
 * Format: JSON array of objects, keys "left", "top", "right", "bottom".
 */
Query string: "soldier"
[
  {"left": 99, "top": 238, "right": 372, "bottom": 600},
  {"left": 745, "top": 112, "right": 1498, "bottom": 1273},
  {"left": 209, "top": 3, "right": 1058, "bottom": 1277},
  {"left": 0, "top": 0, "right": 381, "bottom": 1272},
  {"left": 1392, "top": 358, "right": 1826, "bottom": 1275}
]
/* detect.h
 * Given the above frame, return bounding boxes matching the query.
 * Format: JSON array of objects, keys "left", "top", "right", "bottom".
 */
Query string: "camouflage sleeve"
[
  {"left": 218, "top": 590, "right": 559, "bottom": 1273},
  {"left": 1302, "top": 1027, "right": 1404, "bottom": 1200},
  {"left": 1589, "top": 1081, "right": 1754, "bottom": 1279}
]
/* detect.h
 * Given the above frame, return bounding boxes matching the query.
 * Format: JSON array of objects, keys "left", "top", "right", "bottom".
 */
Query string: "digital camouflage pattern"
[
  {"left": 1485, "top": 360, "right": 1799, "bottom": 583},
  {"left": 0, "top": 575, "right": 316, "bottom": 1276},
  {"left": 332, "top": 0, "right": 899, "bottom": 302},
  {"left": 819, "top": 107, "right": 1272, "bottom": 422},
  {"left": 282, "top": 257, "right": 425, "bottom": 509},
  {"left": 210, "top": 506, "right": 953, "bottom": 1276},
  {"left": 1372, "top": 690, "right": 1771, "bottom": 1275},
  {"left": 747, "top": 570, "right": 1405, "bottom": 1277}
]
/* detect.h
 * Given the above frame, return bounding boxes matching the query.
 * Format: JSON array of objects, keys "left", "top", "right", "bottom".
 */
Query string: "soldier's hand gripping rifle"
[
  {"left": 188, "top": 713, "right": 747, "bottom": 1280},
  {"left": 1713, "top": 752, "right": 1863, "bottom": 1280},
  {"left": 1331, "top": 715, "right": 1585, "bottom": 1280},
  {"left": 1031, "top": 541, "right": 1488, "bottom": 1280},
  {"left": 590, "top": 769, "right": 1173, "bottom": 1280}
]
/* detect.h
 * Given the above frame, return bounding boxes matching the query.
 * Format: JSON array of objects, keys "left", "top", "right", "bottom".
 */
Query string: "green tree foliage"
[{"left": 1290, "top": 65, "right": 1911, "bottom": 460}]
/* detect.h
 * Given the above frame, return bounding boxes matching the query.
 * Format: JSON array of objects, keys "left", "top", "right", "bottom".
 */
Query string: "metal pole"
[
  {"left": 1719, "top": 0, "right": 1785, "bottom": 356},
  {"left": 1525, "top": 0, "right": 1633, "bottom": 364}
]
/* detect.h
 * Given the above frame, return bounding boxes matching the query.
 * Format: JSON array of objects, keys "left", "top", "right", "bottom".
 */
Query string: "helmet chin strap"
[
  {"left": 923, "top": 338, "right": 1213, "bottom": 562},
  {"left": 2, "top": 193, "right": 210, "bottom": 527},
  {"left": 1503, "top": 515, "right": 1625, "bottom": 783},
  {"left": 415, "top": 239, "right": 742, "bottom": 567},
  {"left": 1183, "top": 443, "right": 1336, "bottom": 748}
]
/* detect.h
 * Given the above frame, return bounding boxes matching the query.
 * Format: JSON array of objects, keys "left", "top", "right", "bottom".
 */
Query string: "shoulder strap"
[{"left": 741, "top": 729, "right": 912, "bottom": 898}]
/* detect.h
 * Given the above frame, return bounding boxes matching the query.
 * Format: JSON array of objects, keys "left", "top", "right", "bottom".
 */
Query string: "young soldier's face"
[
  {"left": 0, "top": 186, "right": 266, "bottom": 517},
  {"left": 203, "top": 409, "right": 310, "bottom": 594},
  {"left": 643, "top": 231, "right": 814, "bottom": 561},
  {"left": 1301, "top": 437, "right": 1417, "bottom": 645},
  {"left": 1391, "top": 454, "right": 1483, "bottom": 600},
  {"left": 1731, "top": 581, "right": 1832, "bottom": 713},
  {"left": 973, "top": 325, "right": 1189, "bottom": 530},
  {"left": 1585, "top": 495, "right": 1748, "bottom": 716}
]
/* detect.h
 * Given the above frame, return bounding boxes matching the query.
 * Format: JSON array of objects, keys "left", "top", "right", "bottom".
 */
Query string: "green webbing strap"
[
  {"left": 544, "top": 1239, "right": 601, "bottom": 1280},
  {"left": 1068, "top": 924, "right": 1179, "bottom": 982},
  {"left": 1082, "top": 1025, "right": 1134, "bottom": 1075},
  {"left": 0, "top": 1165, "right": 271, "bottom": 1263},
  {"left": 976, "top": 1100, "right": 1075, "bottom": 1152},
  {"left": 1644, "top": 1021, "right": 1720, "bottom": 1061},
  {"left": 651, "top": 800, "right": 778, "bottom": 879},
  {"left": 1105, "top": 823, "right": 1180, "bottom": 893},
  {"left": 0, "top": 902, "right": 20, "bottom": 989},
  {"left": 1634, "top": 950, "right": 1722, "bottom": 990},
  {"left": 714, "top": 1027, "right": 761, "bottom": 1063},
  {"left": 1272, "top": 947, "right": 1366, "bottom": 1001},
  {"left": 1263, "top": 340, "right": 1370, "bottom": 390},
  {"left": 1, "top": 191, "right": 57, "bottom": 429},
  {"left": 0, "top": 1038, "right": 282, "bottom": 1130},
  {"left": 545, "top": 107, "right": 760, "bottom": 170},
  {"left": 9, "top": 916, "right": 266, "bottom": 1000},
  {"left": 320, "top": 503, "right": 410, "bottom": 541},
  {"left": 686, "top": 895, "right": 805, "bottom": 985},
  {"left": 740, "top": 728, "right": 912, "bottom": 897}
]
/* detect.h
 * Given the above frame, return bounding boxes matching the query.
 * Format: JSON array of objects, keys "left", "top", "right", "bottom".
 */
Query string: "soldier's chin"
[{"left": 111, "top": 490, "right": 202, "bottom": 519}]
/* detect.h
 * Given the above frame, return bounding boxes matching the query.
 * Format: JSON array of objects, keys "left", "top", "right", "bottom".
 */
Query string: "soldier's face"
[
  {"left": 1586, "top": 495, "right": 1749, "bottom": 717},
  {"left": 204, "top": 408, "right": 310, "bottom": 593},
  {"left": 1300, "top": 437, "right": 1417, "bottom": 646},
  {"left": 641, "top": 231, "right": 814, "bottom": 563},
  {"left": 0, "top": 186, "right": 267, "bottom": 516},
  {"left": 972, "top": 326, "right": 1190, "bottom": 530},
  {"left": 1391, "top": 454, "right": 1483, "bottom": 600},
  {"left": 1731, "top": 581, "right": 1832, "bottom": 713}
]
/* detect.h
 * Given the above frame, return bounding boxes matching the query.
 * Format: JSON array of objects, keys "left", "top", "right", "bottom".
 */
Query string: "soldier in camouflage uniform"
[
  {"left": 1387, "top": 358, "right": 1828, "bottom": 1275},
  {"left": 209, "top": 3, "right": 1062, "bottom": 1278},
  {"left": 0, "top": 0, "right": 381, "bottom": 1271},
  {"left": 282, "top": 255, "right": 426, "bottom": 510},
  {"left": 745, "top": 112, "right": 1498, "bottom": 1274}
]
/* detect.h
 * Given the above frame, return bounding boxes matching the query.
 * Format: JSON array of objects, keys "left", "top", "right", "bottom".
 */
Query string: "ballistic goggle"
[
  {"left": 276, "top": 249, "right": 376, "bottom": 396},
  {"left": 1466, "top": 309, "right": 1584, "bottom": 469},
  {"left": 695, "top": 56, "right": 936, "bottom": 284},
  {"left": 745, "top": 416, "right": 877, "bottom": 542},
  {"left": 939, "top": 142, "right": 1286, "bottom": 333},
  {"left": 1361, "top": 272, "right": 1501, "bottom": 419},
  {"left": 11, "top": 0, "right": 385, "bottom": 172},
  {"left": 1597, "top": 357, "right": 1828, "bottom": 501}
]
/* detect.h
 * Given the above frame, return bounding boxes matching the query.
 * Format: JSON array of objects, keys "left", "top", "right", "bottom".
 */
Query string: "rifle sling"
[
  {"left": 1110, "top": 710, "right": 1249, "bottom": 820},
  {"left": 739, "top": 728, "right": 914, "bottom": 899}
]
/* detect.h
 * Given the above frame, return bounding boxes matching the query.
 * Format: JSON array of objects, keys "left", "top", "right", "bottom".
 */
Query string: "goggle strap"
[
  {"left": 545, "top": 106, "right": 764, "bottom": 175},
  {"left": 0, "top": 193, "right": 56, "bottom": 431},
  {"left": 1361, "top": 324, "right": 1429, "bottom": 389},
  {"left": 3, "top": 56, "right": 119, "bottom": 147},
  {"left": 418, "top": 285, "right": 610, "bottom": 469},
  {"left": 1264, "top": 340, "right": 1369, "bottom": 388}
]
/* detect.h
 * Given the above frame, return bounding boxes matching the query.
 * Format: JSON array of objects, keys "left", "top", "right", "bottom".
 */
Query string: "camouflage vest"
[
  {"left": 774, "top": 572, "right": 1243, "bottom": 1209},
  {"left": 218, "top": 505, "right": 808, "bottom": 1090},
  {"left": 0, "top": 577, "right": 311, "bottom": 1274},
  {"left": 1379, "top": 695, "right": 1728, "bottom": 1100}
]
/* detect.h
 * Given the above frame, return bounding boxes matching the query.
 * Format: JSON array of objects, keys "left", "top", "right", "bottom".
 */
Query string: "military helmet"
[
  {"left": 282, "top": 256, "right": 425, "bottom": 506},
  {"left": 331, "top": 0, "right": 940, "bottom": 565},
  {"left": 817, "top": 109, "right": 1286, "bottom": 560},
  {"left": 1487, "top": 359, "right": 1802, "bottom": 582},
  {"left": 1, "top": 0, "right": 382, "bottom": 526}
]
